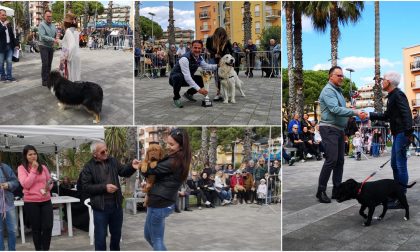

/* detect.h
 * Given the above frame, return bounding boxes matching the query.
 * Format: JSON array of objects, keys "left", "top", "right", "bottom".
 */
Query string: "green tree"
[
  {"left": 282, "top": 69, "right": 357, "bottom": 111},
  {"left": 140, "top": 16, "right": 163, "bottom": 41},
  {"left": 259, "top": 26, "right": 281, "bottom": 50},
  {"left": 51, "top": 1, "right": 104, "bottom": 23},
  {"left": 305, "top": 1, "right": 364, "bottom": 67}
]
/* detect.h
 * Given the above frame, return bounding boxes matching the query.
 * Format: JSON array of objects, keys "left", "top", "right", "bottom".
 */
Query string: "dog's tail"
[{"left": 400, "top": 181, "right": 416, "bottom": 188}]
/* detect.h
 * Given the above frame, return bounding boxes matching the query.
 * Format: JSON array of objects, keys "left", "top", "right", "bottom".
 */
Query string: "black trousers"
[
  {"left": 190, "top": 189, "right": 206, "bottom": 206},
  {"left": 24, "top": 200, "right": 53, "bottom": 251},
  {"left": 169, "top": 72, "right": 204, "bottom": 100},
  {"left": 39, "top": 45, "right": 54, "bottom": 83},
  {"left": 318, "top": 126, "right": 345, "bottom": 193}
]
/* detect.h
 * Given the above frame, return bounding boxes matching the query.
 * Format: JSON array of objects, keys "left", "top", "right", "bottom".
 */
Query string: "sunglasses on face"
[{"left": 334, "top": 74, "right": 344, "bottom": 78}]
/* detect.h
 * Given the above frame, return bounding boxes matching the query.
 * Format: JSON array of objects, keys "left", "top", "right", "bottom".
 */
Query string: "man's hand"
[
  {"left": 197, "top": 88, "right": 208, "bottom": 95},
  {"left": 358, "top": 111, "right": 368, "bottom": 120},
  {"left": 0, "top": 183, "right": 8, "bottom": 190},
  {"left": 106, "top": 184, "right": 118, "bottom": 193},
  {"left": 132, "top": 159, "right": 141, "bottom": 170}
]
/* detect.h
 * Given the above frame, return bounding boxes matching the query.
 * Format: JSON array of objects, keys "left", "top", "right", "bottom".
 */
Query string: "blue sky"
[
  {"left": 281, "top": 1, "right": 420, "bottom": 90},
  {"left": 139, "top": 1, "right": 195, "bottom": 31}
]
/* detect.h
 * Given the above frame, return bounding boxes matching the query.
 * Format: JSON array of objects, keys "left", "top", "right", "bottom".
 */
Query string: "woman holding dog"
[
  {"left": 60, "top": 13, "right": 81, "bottom": 81},
  {"left": 141, "top": 128, "right": 191, "bottom": 251},
  {"left": 17, "top": 145, "right": 54, "bottom": 251},
  {"left": 206, "top": 27, "right": 233, "bottom": 101}
]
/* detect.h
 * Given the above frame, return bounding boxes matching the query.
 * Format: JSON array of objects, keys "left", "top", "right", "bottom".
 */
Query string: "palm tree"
[
  {"left": 105, "top": 127, "right": 127, "bottom": 162},
  {"left": 294, "top": 2, "right": 306, "bottom": 118},
  {"left": 208, "top": 127, "right": 217, "bottom": 168},
  {"left": 284, "top": 1, "right": 296, "bottom": 118},
  {"left": 306, "top": 1, "right": 364, "bottom": 67},
  {"left": 243, "top": 1, "right": 252, "bottom": 45},
  {"left": 373, "top": 2, "right": 383, "bottom": 113},
  {"left": 242, "top": 127, "right": 252, "bottom": 163},
  {"left": 168, "top": 1, "right": 175, "bottom": 46},
  {"left": 107, "top": 1, "right": 113, "bottom": 28},
  {"left": 124, "top": 127, "right": 138, "bottom": 195},
  {"left": 200, "top": 126, "right": 209, "bottom": 166},
  {"left": 135, "top": 1, "right": 141, "bottom": 48}
]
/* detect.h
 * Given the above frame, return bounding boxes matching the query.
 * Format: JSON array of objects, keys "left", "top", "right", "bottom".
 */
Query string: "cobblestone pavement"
[
  {"left": 0, "top": 48, "right": 133, "bottom": 125},
  {"left": 135, "top": 72, "right": 281, "bottom": 125},
  {"left": 16, "top": 201, "right": 281, "bottom": 251},
  {"left": 283, "top": 150, "right": 420, "bottom": 251}
]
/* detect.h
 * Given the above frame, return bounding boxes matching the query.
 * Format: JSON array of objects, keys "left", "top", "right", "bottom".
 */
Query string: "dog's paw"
[
  {"left": 92, "top": 119, "right": 99, "bottom": 124},
  {"left": 231, "top": 100, "right": 236, "bottom": 104},
  {"left": 373, "top": 216, "right": 382, "bottom": 221},
  {"left": 363, "top": 221, "right": 371, "bottom": 226},
  {"left": 223, "top": 100, "right": 229, "bottom": 104},
  {"left": 57, "top": 102, "right": 64, "bottom": 110},
  {"left": 404, "top": 217, "right": 409, "bottom": 221}
]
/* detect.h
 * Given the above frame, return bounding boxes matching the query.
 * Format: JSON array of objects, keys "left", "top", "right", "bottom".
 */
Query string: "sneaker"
[
  {"left": 213, "top": 95, "right": 224, "bottom": 102},
  {"left": 306, "top": 153, "right": 313, "bottom": 158},
  {"left": 183, "top": 92, "right": 197, "bottom": 102},
  {"left": 288, "top": 158, "right": 296, "bottom": 166},
  {"left": 6, "top": 77, "right": 16, "bottom": 82},
  {"left": 173, "top": 99, "right": 183, "bottom": 108},
  {"left": 204, "top": 201, "right": 211, "bottom": 205},
  {"left": 301, "top": 159, "right": 306, "bottom": 163},
  {"left": 198, "top": 206, "right": 202, "bottom": 210}
]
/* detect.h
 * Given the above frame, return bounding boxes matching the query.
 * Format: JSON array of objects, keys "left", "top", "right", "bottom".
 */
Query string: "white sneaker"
[
  {"left": 204, "top": 201, "right": 211, "bottom": 205},
  {"left": 306, "top": 153, "right": 313, "bottom": 158},
  {"left": 221, "top": 201, "right": 226, "bottom": 206},
  {"left": 301, "top": 159, "right": 306, "bottom": 163},
  {"left": 198, "top": 206, "right": 202, "bottom": 210}
]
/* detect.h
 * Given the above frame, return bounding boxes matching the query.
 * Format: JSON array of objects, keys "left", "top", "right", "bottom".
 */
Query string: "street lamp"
[
  {"left": 148, "top": 12, "right": 155, "bottom": 42},
  {"left": 346, "top": 68, "right": 355, "bottom": 106}
]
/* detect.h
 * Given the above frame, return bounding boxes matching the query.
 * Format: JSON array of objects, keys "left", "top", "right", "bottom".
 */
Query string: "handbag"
[{"left": 12, "top": 48, "right": 19, "bottom": 62}]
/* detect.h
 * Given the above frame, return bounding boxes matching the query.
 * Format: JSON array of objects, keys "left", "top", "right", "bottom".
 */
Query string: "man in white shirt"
[
  {"left": 169, "top": 40, "right": 217, "bottom": 108},
  {"left": 176, "top": 40, "right": 186, "bottom": 57}
]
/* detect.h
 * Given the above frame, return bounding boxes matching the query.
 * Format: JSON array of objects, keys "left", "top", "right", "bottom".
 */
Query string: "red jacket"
[{"left": 230, "top": 175, "right": 244, "bottom": 189}]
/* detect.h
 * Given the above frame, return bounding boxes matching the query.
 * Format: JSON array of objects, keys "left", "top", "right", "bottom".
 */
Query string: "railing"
[
  {"left": 410, "top": 61, "right": 420, "bottom": 71},
  {"left": 413, "top": 99, "right": 420, "bottom": 107},
  {"left": 411, "top": 81, "right": 420, "bottom": 89},
  {"left": 412, "top": 126, "right": 420, "bottom": 154},
  {"left": 136, "top": 50, "right": 281, "bottom": 79},
  {"left": 265, "top": 9, "right": 281, "bottom": 18},
  {"left": 104, "top": 34, "right": 133, "bottom": 50},
  {"left": 357, "top": 126, "right": 389, "bottom": 158}
]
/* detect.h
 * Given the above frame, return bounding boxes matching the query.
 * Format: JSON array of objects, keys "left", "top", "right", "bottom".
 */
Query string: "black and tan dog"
[
  {"left": 335, "top": 178, "right": 416, "bottom": 226},
  {"left": 47, "top": 70, "right": 103, "bottom": 124}
]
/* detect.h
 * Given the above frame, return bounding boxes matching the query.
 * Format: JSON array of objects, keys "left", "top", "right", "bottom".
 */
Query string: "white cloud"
[
  {"left": 140, "top": 6, "right": 195, "bottom": 31},
  {"left": 312, "top": 56, "right": 401, "bottom": 71},
  {"left": 302, "top": 15, "right": 314, "bottom": 33}
]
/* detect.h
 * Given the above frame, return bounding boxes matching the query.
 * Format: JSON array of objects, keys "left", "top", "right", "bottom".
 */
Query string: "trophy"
[{"left": 201, "top": 80, "right": 213, "bottom": 107}]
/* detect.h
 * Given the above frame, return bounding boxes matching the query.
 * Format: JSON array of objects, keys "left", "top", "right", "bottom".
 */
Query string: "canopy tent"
[
  {"left": 0, "top": 5, "right": 16, "bottom": 37},
  {"left": 0, "top": 126, "right": 105, "bottom": 186},
  {"left": 0, "top": 126, "right": 104, "bottom": 153}
]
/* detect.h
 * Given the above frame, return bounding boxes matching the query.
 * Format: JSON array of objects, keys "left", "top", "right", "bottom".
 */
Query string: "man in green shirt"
[{"left": 38, "top": 10, "right": 59, "bottom": 86}]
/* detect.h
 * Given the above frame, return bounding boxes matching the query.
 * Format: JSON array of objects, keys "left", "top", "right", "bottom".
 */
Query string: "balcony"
[
  {"left": 412, "top": 99, "right": 420, "bottom": 107},
  {"left": 223, "top": 17, "right": 230, "bottom": 24},
  {"left": 199, "top": 11, "right": 211, "bottom": 19},
  {"left": 265, "top": 9, "right": 281, "bottom": 19},
  {"left": 200, "top": 25, "right": 211, "bottom": 32},
  {"left": 410, "top": 61, "right": 420, "bottom": 72},
  {"left": 411, "top": 81, "right": 420, "bottom": 90},
  {"left": 266, "top": 1, "right": 278, "bottom": 5},
  {"left": 223, "top": 2, "right": 230, "bottom": 10},
  {"left": 255, "top": 11, "right": 260, "bottom": 17}
]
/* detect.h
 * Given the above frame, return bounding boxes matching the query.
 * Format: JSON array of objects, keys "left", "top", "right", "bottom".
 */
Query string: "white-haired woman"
[
  {"left": 364, "top": 71, "right": 413, "bottom": 208},
  {"left": 60, "top": 13, "right": 80, "bottom": 81}
]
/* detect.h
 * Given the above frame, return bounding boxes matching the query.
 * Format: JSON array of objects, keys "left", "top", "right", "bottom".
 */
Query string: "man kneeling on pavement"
[{"left": 169, "top": 40, "right": 217, "bottom": 108}]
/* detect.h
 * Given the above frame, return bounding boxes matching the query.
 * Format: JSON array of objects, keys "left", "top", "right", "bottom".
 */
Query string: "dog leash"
[{"left": 357, "top": 159, "right": 391, "bottom": 195}]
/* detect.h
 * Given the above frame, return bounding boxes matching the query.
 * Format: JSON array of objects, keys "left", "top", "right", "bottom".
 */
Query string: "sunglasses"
[
  {"left": 99, "top": 149, "right": 108, "bottom": 155},
  {"left": 334, "top": 74, "right": 344, "bottom": 78},
  {"left": 170, "top": 128, "right": 183, "bottom": 137}
]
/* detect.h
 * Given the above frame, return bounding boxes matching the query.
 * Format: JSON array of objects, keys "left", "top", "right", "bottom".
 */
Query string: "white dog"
[{"left": 218, "top": 54, "right": 245, "bottom": 103}]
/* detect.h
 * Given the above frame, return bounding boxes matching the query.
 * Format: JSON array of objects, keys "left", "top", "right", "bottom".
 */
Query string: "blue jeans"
[
  {"left": 144, "top": 205, "right": 174, "bottom": 251},
  {"left": 0, "top": 208, "right": 16, "bottom": 251},
  {"left": 0, "top": 44, "right": 13, "bottom": 80},
  {"left": 93, "top": 203, "right": 123, "bottom": 251},
  {"left": 218, "top": 189, "right": 232, "bottom": 201},
  {"left": 391, "top": 133, "right": 409, "bottom": 193},
  {"left": 414, "top": 130, "right": 420, "bottom": 153}
]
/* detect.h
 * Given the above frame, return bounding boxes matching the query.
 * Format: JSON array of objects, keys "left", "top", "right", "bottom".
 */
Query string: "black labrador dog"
[{"left": 335, "top": 179, "right": 416, "bottom": 226}]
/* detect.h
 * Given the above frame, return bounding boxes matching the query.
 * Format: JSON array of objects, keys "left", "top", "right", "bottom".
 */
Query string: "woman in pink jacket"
[{"left": 18, "top": 145, "right": 53, "bottom": 251}]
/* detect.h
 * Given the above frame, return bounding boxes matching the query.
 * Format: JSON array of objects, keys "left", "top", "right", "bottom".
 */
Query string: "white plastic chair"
[{"left": 84, "top": 198, "right": 94, "bottom": 246}]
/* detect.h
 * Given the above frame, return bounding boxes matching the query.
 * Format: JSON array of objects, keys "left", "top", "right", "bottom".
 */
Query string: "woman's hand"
[{"left": 132, "top": 159, "right": 141, "bottom": 170}]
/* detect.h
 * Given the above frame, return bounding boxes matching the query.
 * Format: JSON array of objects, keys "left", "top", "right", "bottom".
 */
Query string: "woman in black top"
[
  {"left": 206, "top": 27, "right": 233, "bottom": 101},
  {"left": 142, "top": 128, "right": 191, "bottom": 251}
]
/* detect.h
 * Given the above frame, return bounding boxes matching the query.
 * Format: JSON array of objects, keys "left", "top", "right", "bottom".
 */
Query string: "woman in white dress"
[{"left": 60, "top": 13, "right": 80, "bottom": 81}]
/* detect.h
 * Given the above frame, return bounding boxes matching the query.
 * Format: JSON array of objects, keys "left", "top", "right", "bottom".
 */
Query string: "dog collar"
[{"left": 219, "top": 76, "right": 235, "bottom": 80}]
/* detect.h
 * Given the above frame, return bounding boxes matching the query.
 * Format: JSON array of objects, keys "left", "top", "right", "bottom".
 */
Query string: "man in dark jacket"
[
  {"left": 0, "top": 9, "right": 19, "bottom": 82},
  {"left": 364, "top": 71, "right": 413, "bottom": 206},
  {"left": 244, "top": 39, "right": 257, "bottom": 77},
  {"left": 80, "top": 140, "right": 140, "bottom": 251}
]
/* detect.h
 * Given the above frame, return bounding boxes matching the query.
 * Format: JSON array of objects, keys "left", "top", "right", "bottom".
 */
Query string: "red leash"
[{"left": 357, "top": 159, "right": 391, "bottom": 195}]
